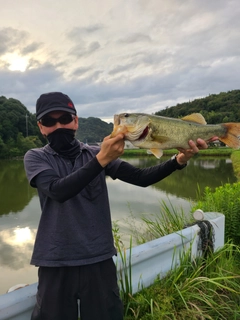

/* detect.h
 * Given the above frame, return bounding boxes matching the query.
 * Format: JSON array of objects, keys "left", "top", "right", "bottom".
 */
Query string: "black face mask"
[{"left": 47, "top": 128, "right": 80, "bottom": 159}]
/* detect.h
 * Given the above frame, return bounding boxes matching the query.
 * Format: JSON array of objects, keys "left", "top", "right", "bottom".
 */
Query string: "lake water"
[{"left": 0, "top": 156, "right": 237, "bottom": 294}]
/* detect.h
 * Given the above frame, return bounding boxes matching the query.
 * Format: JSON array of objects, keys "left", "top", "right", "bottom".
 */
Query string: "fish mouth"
[
  {"left": 114, "top": 114, "right": 120, "bottom": 126},
  {"left": 136, "top": 126, "right": 149, "bottom": 141}
]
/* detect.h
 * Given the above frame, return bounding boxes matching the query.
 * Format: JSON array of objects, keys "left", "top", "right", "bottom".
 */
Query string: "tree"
[{"left": 0, "top": 96, "right": 43, "bottom": 158}]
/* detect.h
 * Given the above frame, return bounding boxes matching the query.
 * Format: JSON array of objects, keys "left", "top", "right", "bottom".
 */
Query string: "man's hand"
[
  {"left": 176, "top": 138, "right": 208, "bottom": 165},
  {"left": 96, "top": 134, "right": 125, "bottom": 167}
]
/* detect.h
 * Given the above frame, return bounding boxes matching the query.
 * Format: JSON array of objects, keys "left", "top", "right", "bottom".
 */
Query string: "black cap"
[{"left": 36, "top": 92, "right": 77, "bottom": 120}]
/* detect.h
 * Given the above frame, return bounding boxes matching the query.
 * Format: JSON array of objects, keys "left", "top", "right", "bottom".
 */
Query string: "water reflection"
[
  {"left": 0, "top": 157, "right": 237, "bottom": 294},
  {"left": 149, "top": 157, "right": 236, "bottom": 200},
  {"left": 0, "top": 160, "right": 37, "bottom": 215},
  {"left": 0, "top": 193, "right": 40, "bottom": 294},
  {"left": 0, "top": 227, "right": 36, "bottom": 269}
]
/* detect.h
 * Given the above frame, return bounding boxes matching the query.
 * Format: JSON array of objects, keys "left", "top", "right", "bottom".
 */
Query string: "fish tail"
[{"left": 219, "top": 123, "right": 240, "bottom": 149}]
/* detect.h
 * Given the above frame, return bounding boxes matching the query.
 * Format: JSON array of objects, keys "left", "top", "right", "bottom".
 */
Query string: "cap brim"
[{"left": 37, "top": 107, "right": 76, "bottom": 120}]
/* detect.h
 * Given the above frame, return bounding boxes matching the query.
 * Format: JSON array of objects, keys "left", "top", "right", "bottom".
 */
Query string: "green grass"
[
  {"left": 123, "top": 243, "right": 240, "bottom": 319},
  {"left": 231, "top": 150, "right": 240, "bottom": 180},
  {"left": 193, "top": 182, "right": 240, "bottom": 248}
]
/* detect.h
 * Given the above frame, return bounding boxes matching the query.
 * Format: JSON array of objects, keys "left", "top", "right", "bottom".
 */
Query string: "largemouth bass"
[{"left": 111, "top": 113, "right": 240, "bottom": 158}]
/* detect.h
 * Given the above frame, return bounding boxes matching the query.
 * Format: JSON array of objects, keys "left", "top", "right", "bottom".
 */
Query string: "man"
[{"left": 24, "top": 92, "right": 208, "bottom": 320}]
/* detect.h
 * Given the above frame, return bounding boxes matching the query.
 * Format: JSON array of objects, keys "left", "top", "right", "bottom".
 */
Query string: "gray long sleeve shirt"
[{"left": 24, "top": 141, "right": 178, "bottom": 267}]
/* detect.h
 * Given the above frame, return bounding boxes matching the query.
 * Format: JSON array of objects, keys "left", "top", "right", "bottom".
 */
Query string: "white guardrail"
[{"left": 0, "top": 211, "right": 225, "bottom": 320}]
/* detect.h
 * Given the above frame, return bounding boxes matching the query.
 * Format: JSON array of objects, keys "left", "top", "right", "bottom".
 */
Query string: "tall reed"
[
  {"left": 125, "top": 200, "right": 191, "bottom": 245},
  {"left": 113, "top": 221, "right": 133, "bottom": 314}
]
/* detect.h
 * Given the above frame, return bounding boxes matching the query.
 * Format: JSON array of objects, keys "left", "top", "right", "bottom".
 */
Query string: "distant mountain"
[
  {"left": 76, "top": 117, "right": 113, "bottom": 143},
  {"left": 155, "top": 89, "right": 240, "bottom": 123}
]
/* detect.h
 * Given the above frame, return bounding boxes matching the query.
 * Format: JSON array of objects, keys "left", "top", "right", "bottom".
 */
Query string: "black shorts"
[{"left": 31, "top": 258, "right": 123, "bottom": 320}]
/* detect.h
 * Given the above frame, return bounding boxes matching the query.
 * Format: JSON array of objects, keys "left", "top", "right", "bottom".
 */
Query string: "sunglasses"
[{"left": 39, "top": 113, "right": 75, "bottom": 127}]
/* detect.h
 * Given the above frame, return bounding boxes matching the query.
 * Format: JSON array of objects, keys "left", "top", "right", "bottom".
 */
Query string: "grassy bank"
[
  {"left": 122, "top": 243, "right": 240, "bottom": 319},
  {"left": 115, "top": 150, "right": 240, "bottom": 319},
  {"left": 122, "top": 147, "right": 232, "bottom": 158}
]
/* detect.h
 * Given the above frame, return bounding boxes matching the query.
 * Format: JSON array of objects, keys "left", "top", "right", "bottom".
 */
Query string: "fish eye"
[{"left": 124, "top": 113, "right": 129, "bottom": 117}]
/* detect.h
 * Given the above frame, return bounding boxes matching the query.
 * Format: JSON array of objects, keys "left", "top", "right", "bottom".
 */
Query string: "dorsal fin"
[{"left": 181, "top": 113, "right": 207, "bottom": 125}]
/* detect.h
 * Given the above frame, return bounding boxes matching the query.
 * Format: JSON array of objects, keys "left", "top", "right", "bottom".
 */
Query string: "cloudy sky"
[{"left": 0, "top": 0, "right": 239, "bottom": 122}]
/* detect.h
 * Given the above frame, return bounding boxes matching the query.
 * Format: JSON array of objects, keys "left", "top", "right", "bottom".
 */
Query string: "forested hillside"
[
  {"left": 155, "top": 90, "right": 240, "bottom": 123},
  {"left": 0, "top": 89, "right": 239, "bottom": 158},
  {"left": 76, "top": 117, "right": 113, "bottom": 143},
  {"left": 0, "top": 96, "right": 44, "bottom": 158}
]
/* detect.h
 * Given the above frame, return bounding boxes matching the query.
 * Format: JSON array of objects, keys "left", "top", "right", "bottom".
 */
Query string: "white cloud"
[{"left": 0, "top": 0, "right": 239, "bottom": 121}]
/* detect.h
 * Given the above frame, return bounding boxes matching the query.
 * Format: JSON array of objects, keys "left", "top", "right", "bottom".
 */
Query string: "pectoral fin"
[{"left": 149, "top": 148, "right": 163, "bottom": 159}]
